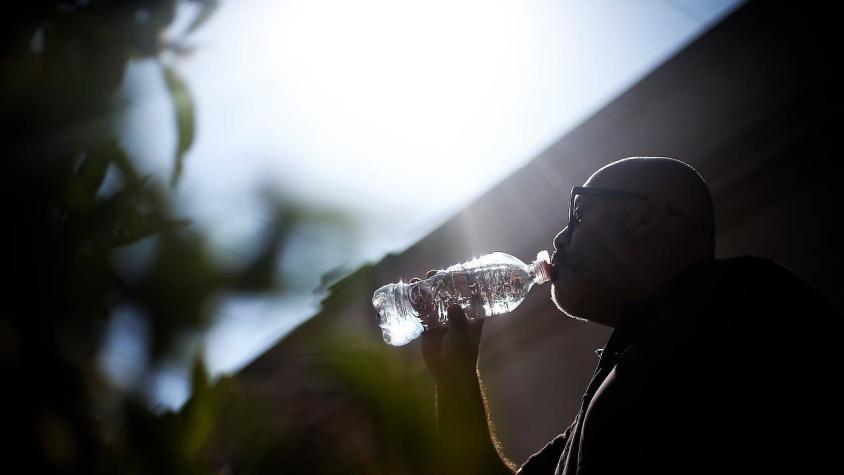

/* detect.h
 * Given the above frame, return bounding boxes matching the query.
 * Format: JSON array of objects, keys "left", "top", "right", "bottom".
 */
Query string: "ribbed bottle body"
[{"left": 373, "top": 251, "right": 551, "bottom": 346}]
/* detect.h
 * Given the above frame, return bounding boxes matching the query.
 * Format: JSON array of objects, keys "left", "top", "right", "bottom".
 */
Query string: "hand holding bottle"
[
  {"left": 411, "top": 271, "right": 514, "bottom": 475},
  {"left": 411, "top": 270, "right": 484, "bottom": 383}
]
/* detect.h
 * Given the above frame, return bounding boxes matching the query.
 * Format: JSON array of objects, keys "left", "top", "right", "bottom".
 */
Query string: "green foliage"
[
  {"left": 313, "top": 338, "right": 441, "bottom": 474},
  {"left": 2, "top": 1, "right": 451, "bottom": 474},
  {"left": 1, "top": 1, "right": 306, "bottom": 473},
  {"left": 184, "top": 0, "right": 220, "bottom": 36},
  {"left": 162, "top": 63, "right": 195, "bottom": 188}
]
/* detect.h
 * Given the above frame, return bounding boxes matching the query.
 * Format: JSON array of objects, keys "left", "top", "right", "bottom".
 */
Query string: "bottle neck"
[
  {"left": 529, "top": 249, "right": 552, "bottom": 284},
  {"left": 530, "top": 258, "right": 552, "bottom": 285}
]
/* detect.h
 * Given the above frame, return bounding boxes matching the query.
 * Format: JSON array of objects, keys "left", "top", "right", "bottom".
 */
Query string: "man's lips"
[{"left": 550, "top": 252, "right": 564, "bottom": 282}]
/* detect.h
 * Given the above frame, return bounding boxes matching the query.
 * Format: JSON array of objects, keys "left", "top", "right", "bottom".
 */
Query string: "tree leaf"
[
  {"left": 109, "top": 210, "right": 190, "bottom": 248},
  {"left": 64, "top": 142, "right": 112, "bottom": 213},
  {"left": 185, "top": 0, "right": 220, "bottom": 36},
  {"left": 161, "top": 63, "right": 195, "bottom": 188},
  {"left": 230, "top": 207, "right": 294, "bottom": 292}
]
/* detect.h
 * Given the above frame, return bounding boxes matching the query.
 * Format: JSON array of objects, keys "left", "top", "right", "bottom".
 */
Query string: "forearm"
[{"left": 435, "top": 374, "right": 514, "bottom": 475}]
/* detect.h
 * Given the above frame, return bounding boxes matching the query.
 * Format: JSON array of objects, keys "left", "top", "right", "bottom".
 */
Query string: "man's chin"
[{"left": 551, "top": 283, "right": 589, "bottom": 322}]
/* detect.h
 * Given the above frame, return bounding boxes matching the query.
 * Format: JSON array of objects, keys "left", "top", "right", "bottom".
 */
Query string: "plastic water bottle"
[{"left": 372, "top": 251, "right": 552, "bottom": 346}]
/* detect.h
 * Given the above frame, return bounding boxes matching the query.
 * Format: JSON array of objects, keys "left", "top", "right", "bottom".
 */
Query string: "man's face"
[{"left": 551, "top": 177, "right": 632, "bottom": 324}]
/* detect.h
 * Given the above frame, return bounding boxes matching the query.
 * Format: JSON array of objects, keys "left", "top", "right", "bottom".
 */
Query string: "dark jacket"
[{"left": 518, "top": 256, "right": 840, "bottom": 474}]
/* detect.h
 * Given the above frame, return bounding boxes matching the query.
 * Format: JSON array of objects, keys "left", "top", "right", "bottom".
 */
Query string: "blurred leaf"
[
  {"left": 312, "top": 337, "right": 440, "bottom": 475},
  {"left": 230, "top": 206, "right": 294, "bottom": 293},
  {"left": 137, "top": 229, "right": 224, "bottom": 359},
  {"left": 161, "top": 63, "right": 195, "bottom": 188},
  {"left": 64, "top": 149, "right": 110, "bottom": 214},
  {"left": 160, "top": 40, "right": 198, "bottom": 57},
  {"left": 76, "top": 171, "right": 188, "bottom": 250},
  {"left": 185, "top": 0, "right": 220, "bottom": 35},
  {"left": 109, "top": 142, "right": 147, "bottom": 189},
  {"left": 190, "top": 354, "right": 210, "bottom": 391},
  {"left": 6, "top": 3, "right": 356, "bottom": 474},
  {"left": 109, "top": 209, "right": 190, "bottom": 248},
  {"left": 181, "top": 357, "right": 215, "bottom": 460}
]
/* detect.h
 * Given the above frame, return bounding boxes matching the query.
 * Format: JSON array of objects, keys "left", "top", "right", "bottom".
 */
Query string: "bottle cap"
[{"left": 533, "top": 250, "right": 552, "bottom": 284}]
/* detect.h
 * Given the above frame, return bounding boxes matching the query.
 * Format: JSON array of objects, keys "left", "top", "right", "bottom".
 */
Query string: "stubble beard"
[{"left": 551, "top": 257, "right": 594, "bottom": 323}]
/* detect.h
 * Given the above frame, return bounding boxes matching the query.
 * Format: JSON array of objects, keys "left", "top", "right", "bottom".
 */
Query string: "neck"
[{"left": 587, "top": 300, "right": 624, "bottom": 328}]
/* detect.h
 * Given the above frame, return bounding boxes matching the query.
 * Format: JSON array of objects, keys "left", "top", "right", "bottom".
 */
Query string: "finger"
[
  {"left": 409, "top": 277, "right": 421, "bottom": 283},
  {"left": 420, "top": 327, "right": 447, "bottom": 375},
  {"left": 467, "top": 316, "right": 484, "bottom": 332},
  {"left": 420, "top": 327, "right": 445, "bottom": 358},
  {"left": 446, "top": 304, "right": 470, "bottom": 335},
  {"left": 426, "top": 269, "right": 439, "bottom": 278},
  {"left": 449, "top": 305, "right": 483, "bottom": 347},
  {"left": 466, "top": 317, "right": 484, "bottom": 344}
]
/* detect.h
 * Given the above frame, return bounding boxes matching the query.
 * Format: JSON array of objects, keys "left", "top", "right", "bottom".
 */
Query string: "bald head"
[
  {"left": 551, "top": 157, "right": 716, "bottom": 326},
  {"left": 587, "top": 156, "right": 715, "bottom": 259}
]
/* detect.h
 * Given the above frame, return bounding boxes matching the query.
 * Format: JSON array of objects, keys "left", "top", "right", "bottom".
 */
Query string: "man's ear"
[{"left": 632, "top": 195, "right": 666, "bottom": 240}]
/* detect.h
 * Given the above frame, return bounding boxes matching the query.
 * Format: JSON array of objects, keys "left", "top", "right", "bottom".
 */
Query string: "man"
[{"left": 417, "top": 157, "right": 838, "bottom": 474}]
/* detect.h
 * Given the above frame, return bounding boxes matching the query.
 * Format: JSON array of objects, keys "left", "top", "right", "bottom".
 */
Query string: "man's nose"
[{"left": 553, "top": 226, "right": 570, "bottom": 251}]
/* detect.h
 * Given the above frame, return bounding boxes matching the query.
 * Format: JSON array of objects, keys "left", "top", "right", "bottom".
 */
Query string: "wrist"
[{"left": 436, "top": 376, "right": 483, "bottom": 409}]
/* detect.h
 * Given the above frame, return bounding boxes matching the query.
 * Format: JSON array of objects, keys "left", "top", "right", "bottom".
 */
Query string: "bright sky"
[{"left": 106, "top": 0, "right": 742, "bottom": 409}]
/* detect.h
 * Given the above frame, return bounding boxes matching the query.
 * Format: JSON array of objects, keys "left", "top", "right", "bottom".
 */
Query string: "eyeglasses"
[{"left": 565, "top": 185, "right": 683, "bottom": 238}]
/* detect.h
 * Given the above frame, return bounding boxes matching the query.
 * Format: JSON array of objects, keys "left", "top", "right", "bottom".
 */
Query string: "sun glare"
[{"left": 255, "top": 0, "right": 537, "bottom": 211}]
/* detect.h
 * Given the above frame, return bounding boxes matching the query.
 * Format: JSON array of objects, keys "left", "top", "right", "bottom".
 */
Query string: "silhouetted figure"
[{"left": 418, "top": 157, "right": 839, "bottom": 474}]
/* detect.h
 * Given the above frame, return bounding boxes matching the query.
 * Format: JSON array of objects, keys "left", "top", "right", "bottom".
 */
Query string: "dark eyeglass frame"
[{"left": 567, "top": 185, "right": 683, "bottom": 236}]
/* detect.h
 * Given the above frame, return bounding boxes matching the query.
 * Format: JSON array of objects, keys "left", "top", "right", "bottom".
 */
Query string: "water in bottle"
[{"left": 372, "top": 251, "right": 552, "bottom": 346}]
